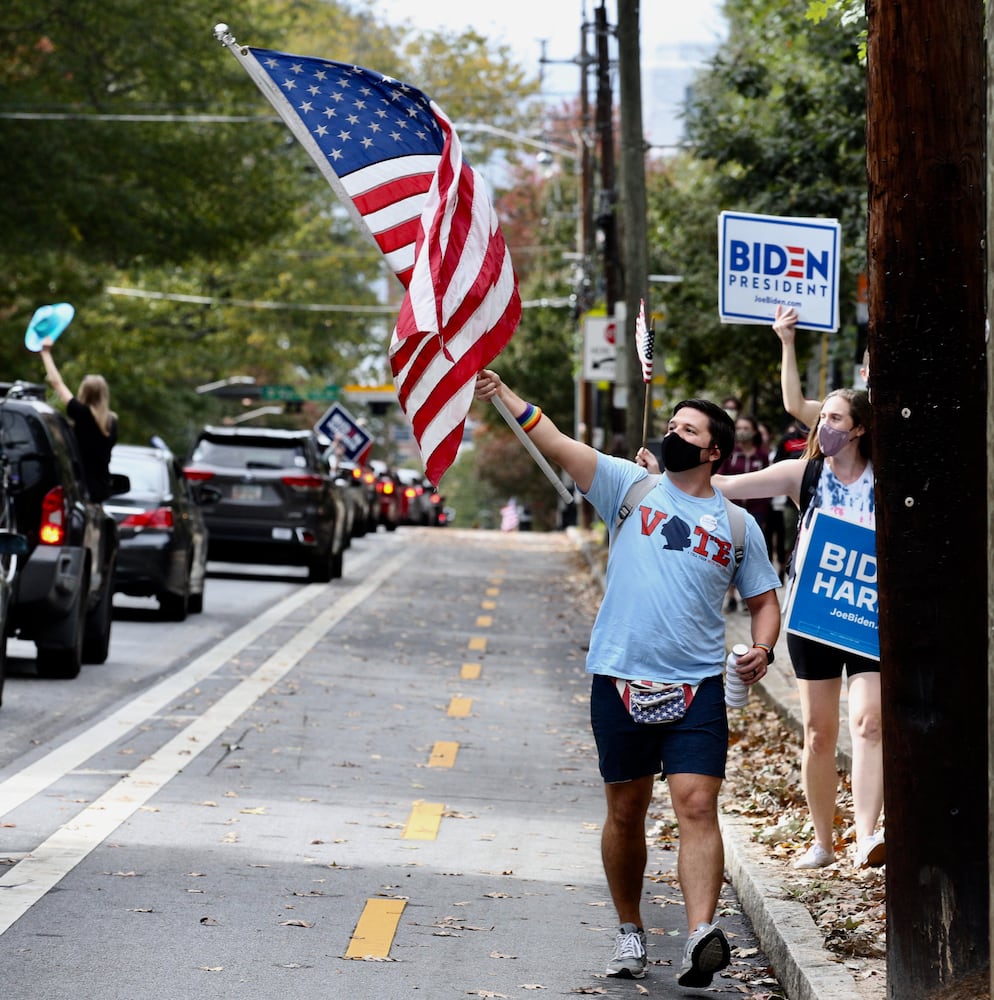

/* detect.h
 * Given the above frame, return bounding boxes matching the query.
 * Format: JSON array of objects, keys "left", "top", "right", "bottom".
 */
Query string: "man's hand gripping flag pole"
[{"left": 635, "top": 298, "right": 655, "bottom": 450}]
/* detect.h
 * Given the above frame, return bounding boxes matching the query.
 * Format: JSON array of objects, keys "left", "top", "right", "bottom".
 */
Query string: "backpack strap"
[
  {"left": 724, "top": 497, "right": 746, "bottom": 568},
  {"left": 798, "top": 457, "right": 825, "bottom": 519},
  {"left": 614, "top": 473, "right": 660, "bottom": 531},
  {"left": 615, "top": 472, "right": 746, "bottom": 567}
]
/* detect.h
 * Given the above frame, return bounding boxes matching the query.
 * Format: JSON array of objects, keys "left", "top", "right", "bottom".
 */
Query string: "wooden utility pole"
[
  {"left": 866, "top": 2, "right": 989, "bottom": 996},
  {"left": 616, "top": 0, "right": 649, "bottom": 458}
]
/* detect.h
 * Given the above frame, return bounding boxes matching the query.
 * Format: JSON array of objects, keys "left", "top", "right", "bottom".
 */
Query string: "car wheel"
[
  {"left": 330, "top": 548, "right": 344, "bottom": 580},
  {"left": 82, "top": 573, "right": 114, "bottom": 665},
  {"left": 188, "top": 590, "right": 204, "bottom": 614},
  {"left": 160, "top": 584, "right": 189, "bottom": 622},
  {"left": 308, "top": 548, "right": 334, "bottom": 584},
  {"left": 0, "top": 622, "right": 7, "bottom": 708},
  {"left": 37, "top": 585, "right": 85, "bottom": 679}
]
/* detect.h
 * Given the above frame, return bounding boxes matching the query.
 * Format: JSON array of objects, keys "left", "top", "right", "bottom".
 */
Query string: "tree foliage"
[
  {"left": 0, "top": 0, "right": 542, "bottom": 455},
  {"left": 647, "top": 0, "right": 866, "bottom": 432}
]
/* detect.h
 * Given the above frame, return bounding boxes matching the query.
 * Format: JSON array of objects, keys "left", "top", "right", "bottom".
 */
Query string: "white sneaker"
[
  {"left": 606, "top": 923, "right": 647, "bottom": 979},
  {"left": 855, "top": 832, "right": 886, "bottom": 869},
  {"left": 793, "top": 842, "right": 835, "bottom": 869}
]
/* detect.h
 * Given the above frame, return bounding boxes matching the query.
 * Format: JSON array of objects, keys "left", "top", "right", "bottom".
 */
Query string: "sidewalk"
[{"left": 569, "top": 528, "right": 869, "bottom": 1000}]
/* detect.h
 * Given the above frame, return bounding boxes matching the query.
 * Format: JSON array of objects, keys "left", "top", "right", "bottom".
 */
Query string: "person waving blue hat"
[{"left": 25, "top": 302, "right": 75, "bottom": 352}]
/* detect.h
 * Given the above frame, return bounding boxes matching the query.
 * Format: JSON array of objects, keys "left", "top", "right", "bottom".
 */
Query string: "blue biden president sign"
[{"left": 785, "top": 510, "right": 878, "bottom": 660}]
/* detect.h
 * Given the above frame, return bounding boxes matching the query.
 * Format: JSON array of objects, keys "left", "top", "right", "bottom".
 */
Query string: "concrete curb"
[{"left": 567, "top": 527, "right": 864, "bottom": 1000}]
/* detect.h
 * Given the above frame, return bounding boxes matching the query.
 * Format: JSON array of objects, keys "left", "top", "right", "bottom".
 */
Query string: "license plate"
[
  {"left": 231, "top": 483, "right": 262, "bottom": 501},
  {"left": 271, "top": 527, "right": 293, "bottom": 541}
]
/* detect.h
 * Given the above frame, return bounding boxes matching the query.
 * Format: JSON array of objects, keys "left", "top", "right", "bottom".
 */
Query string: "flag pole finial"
[{"left": 214, "top": 23, "right": 234, "bottom": 44}]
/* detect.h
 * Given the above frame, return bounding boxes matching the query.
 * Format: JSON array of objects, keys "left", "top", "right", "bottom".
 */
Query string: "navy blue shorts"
[
  {"left": 787, "top": 633, "right": 880, "bottom": 681},
  {"left": 589, "top": 673, "right": 728, "bottom": 783}
]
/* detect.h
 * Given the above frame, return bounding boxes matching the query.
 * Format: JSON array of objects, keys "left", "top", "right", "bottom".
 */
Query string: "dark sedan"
[{"left": 106, "top": 443, "right": 214, "bottom": 621}]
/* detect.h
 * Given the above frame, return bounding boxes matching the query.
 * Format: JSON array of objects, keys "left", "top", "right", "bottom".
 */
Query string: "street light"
[{"left": 195, "top": 376, "right": 256, "bottom": 395}]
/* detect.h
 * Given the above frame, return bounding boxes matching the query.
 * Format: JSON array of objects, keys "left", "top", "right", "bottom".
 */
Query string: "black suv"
[
  {"left": 0, "top": 383, "right": 128, "bottom": 678},
  {"left": 184, "top": 426, "right": 347, "bottom": 582}
]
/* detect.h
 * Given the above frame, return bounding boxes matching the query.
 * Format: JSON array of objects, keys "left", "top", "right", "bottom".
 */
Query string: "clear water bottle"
[{"left": 725, "top": 643, "right": 750, "bottom": 708}]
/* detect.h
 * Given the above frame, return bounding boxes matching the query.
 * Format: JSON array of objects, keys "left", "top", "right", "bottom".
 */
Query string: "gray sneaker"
[
  {"left": 677, "top": 922, "right": 730, "bottom": 988},
  {"left": 606, "top": 922, "right": 647, "bottom": 978}
]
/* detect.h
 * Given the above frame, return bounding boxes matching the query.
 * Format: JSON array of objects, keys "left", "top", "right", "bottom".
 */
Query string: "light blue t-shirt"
[{"left": 582, "top": 454, "right": 781, "bottom": 684}]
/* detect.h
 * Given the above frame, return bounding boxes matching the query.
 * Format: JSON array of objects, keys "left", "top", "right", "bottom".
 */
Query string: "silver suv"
[{"left": 184, "top": 426, "right": 347, "bottom": 582}]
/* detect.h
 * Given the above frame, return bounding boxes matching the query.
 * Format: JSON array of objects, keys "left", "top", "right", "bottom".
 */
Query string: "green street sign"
[
  {"left": 260, "top": 384, "right": 298, "bottom": 401},
  {"left": 306, "top": 385, "right": 340, "bottom": 402}
]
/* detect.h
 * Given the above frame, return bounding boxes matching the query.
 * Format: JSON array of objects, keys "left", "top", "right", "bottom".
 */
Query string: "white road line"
[{"left": 0, "top": 547, "right": 412, "bottom": 936}]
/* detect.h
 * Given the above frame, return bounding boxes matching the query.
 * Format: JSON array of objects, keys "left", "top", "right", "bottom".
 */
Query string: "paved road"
[{"left": 0, "top": 528, "right": 781, "bottom": 999}]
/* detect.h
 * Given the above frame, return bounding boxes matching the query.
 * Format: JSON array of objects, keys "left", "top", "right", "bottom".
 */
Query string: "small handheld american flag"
[
  {"left": 635, "top": 298, "right": 654, "bottom": 448},
  {"left": 635, "top": 298, "right": 654, "bottom": 384}
]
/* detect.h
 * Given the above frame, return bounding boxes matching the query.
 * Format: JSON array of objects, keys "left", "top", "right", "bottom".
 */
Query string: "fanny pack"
[{"left": 615, "top": 678, "right": 698, "bottom": 725}]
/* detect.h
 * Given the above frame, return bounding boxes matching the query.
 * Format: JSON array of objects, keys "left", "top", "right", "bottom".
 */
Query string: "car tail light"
[
  {"left": 351, "top": 467, "right": 362, "bottom": 483},
  {"left": 363, "top": 471, "right": 375, "bottom": 486},
  {"left": 39, "top": 486, "right": 66, "bottom": 546},
  {"left": 120, "top": 507, "right": 174, "bottom": 530},
  {"left": 378, "top": 480, "right": 395, "bottom": 496},
  {"left": 403, "top": 486, "right": 417, "bottom": 500},
  {"left": 281, "top": 473, "right": 325, "bottom": 491},
  {"left": 184, "top": 468, "right": 215, "bottom": 482},
  {"left": 430, "top": 493, "right": 442, "bottom": 506}
]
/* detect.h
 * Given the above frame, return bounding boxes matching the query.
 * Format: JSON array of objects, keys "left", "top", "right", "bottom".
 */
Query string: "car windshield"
[{"left": 191, "top": 441, "right": 308, "bottom": 470}]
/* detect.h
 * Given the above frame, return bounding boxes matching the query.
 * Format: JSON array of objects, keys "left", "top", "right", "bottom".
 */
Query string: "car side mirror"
[
  {"left": 0, "top": 530, "right": 29, "bottom": 558},
  {"left": 196, "top": 484, "right": 223, "bottom": 506},
  {"left": 107, "top": 473, "right": 131, "bottom": 498}
]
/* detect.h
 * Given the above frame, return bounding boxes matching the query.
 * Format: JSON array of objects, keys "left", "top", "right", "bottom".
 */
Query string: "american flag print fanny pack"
[{"left": 615, "top": 678, "right": 698, "bottom": 725}]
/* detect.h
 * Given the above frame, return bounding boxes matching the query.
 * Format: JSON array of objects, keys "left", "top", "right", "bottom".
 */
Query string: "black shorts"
[
  {"left": 589, "top": 673, "right": 727, "bottom": 783},
  {"left": 787, "top": 633, "right": 879, "bottom": 681}
]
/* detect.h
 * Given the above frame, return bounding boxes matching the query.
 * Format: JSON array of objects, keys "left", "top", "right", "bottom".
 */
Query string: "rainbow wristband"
[{"left": 516, "top": 403, "right": 543, "bottom": 433}]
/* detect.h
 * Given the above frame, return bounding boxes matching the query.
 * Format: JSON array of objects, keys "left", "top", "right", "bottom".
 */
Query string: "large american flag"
[{"left": 221, "top": 36, "right": 520, "bottom": 484}]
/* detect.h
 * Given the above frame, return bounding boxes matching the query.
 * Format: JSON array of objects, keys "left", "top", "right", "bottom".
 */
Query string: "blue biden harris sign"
[{"left": 785, "top": 510, "right": 879, "bottom": 660}]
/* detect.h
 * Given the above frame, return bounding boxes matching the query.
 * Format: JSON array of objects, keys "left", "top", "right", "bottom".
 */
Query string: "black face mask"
[{"left": 661, "top": 431, "right": 709, "bottom": 473}]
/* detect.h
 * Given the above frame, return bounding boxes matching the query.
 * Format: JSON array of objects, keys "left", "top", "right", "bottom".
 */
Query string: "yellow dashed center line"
[
  {"left": 460, "top": 662, "right": 482, "bottom": 680},
  {"left": 475, "top": 615, "right": 493, "bottom": 627},
  {"left": 480, "top": 600, "right": 496, "bottom": 610},
  {"left": 403, "top": 801, "right": 445, "bottom": 840},
  {"left": 447, "top": 697, "right": 473, "bottom": 717},
  {"left": 468, "top": 636, "right": 487, "bottom": 652},
  {"left": 486, "top": 587, "right": 500, "bottom": 596},
  {"left": 428, "top": 741, "right": 459, "bottom": 768},
  {"left": 344, "top": 898, "right": 407, "bottom": 959}
]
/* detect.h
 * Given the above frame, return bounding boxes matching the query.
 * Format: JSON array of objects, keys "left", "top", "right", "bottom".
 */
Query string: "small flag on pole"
[
  {"left": 214, "top": 25, "right": 520, "bottom": 484},
  {"left": 635, "top": 298, "right": 653, "bottom": 383}
]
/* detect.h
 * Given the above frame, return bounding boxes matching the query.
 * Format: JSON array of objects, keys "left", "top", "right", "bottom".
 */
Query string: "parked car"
[
  {"left": 368, "top": 459, "right": 400, "bottom": 532},
  {"left": 396, "top": 467, "right": 433, "bottom": 526},
  {"left": 0, "top": 382, "right": 128, "bottom": 679},
  {"left": 106, "top": 442, "right": 217, "bottom": 620},
  {"left": 327, "top": 457, "right": 377, "bottom": 538},
  {"left": 184, "top": 426, "right": 347, "bottom": 582}
]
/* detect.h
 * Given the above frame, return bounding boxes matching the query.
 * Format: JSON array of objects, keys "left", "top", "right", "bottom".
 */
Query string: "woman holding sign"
[
  {"left": 717, "top": 388, "right": 881, "bottom": 871},
  {"left": 643, "top": 387, "right": 883, "bottom": 871}
]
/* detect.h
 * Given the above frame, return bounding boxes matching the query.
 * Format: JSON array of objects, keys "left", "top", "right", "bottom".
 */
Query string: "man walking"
[{"left": 474, "top": 370, "right": 781, "bottom": 986}]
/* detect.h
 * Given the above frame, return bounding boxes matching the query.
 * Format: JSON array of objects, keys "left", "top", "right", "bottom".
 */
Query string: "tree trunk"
[{"left": 866, "top": 1, "right": 989, "bottom": 996}]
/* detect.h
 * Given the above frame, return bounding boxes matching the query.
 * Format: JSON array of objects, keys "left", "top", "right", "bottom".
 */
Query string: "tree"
[
  {"left": 0, "top": 0, "right": 543, "bottom": 454},
  {"left": 659, "top": 0, "right": 865, "bottom": 426}
]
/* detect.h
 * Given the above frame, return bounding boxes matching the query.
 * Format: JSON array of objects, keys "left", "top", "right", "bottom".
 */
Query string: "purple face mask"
[{"left": 818, "top": 422, "right": 852, "bottom": 457}]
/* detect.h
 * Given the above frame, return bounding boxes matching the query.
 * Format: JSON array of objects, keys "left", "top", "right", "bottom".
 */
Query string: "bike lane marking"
[
  {"left": 0, "top": 546, "right": 384, "bottom": 818},
  {"left": 0, "top": 547, "right": 414, "bottom": 937}
]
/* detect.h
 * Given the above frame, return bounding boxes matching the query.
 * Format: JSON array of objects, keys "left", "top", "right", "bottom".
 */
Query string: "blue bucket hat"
[{"left": 25, "top": 302, "right": 75, "bottom": 352}]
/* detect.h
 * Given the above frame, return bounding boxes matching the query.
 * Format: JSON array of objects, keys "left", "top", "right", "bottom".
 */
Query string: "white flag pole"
[{"left": 491, "top": 397, "right": 574, "bottom": 505}]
